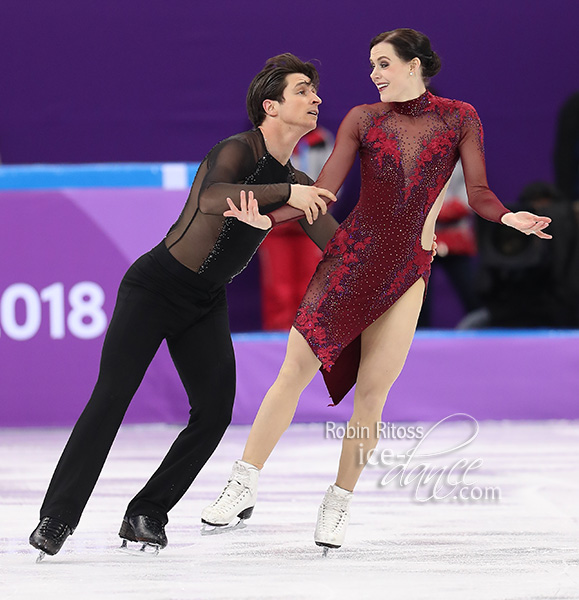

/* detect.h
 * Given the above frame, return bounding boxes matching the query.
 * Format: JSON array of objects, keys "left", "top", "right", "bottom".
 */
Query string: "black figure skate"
[
  {"left": 118, "top": 515, "right": 168, "bottom": 556},
  {"left": 29, "top": 517, "right": 73, "bottom": 562}
]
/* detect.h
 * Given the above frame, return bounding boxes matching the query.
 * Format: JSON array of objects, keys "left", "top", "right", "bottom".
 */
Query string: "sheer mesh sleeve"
[
  {"left": 269, "top": 107, "right": 362, "bottom": 227},
  {"left": 459, "top": 105, "right": 510, "bottom": 223},
  {"left": 293, "top": 173, "right": 340, "bottom": 251},
  {"left": 298, "top": 213, "right": 340, "bottom": 251},
  {"left": 199, "top": 138, "right": 291, "bottom": 215}
]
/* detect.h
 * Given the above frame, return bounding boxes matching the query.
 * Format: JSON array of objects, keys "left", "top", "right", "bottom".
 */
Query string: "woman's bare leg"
[
  {"left": 242, "top": 327, "right": 321, "bottom": 469},
  {"left": 335, "top": 278, "right": 425, "bottom": 491}
]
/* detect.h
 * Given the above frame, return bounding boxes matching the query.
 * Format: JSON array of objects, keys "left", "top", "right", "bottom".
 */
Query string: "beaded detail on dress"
[
  {"left": 390, "top": 90, "right": 432, "bottom": 116},
  {"left": 287, "top": 93, "right": 509, "bottom": 404}
]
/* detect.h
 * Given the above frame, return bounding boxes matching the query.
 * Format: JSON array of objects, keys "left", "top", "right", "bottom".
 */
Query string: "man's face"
[{"left": 275, "top": 73, "right": 321, "bottom": 132}]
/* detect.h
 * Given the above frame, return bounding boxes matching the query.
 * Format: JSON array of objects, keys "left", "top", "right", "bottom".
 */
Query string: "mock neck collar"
[{"left": 390, "top": 90, "right": 432, "bottom": 116}]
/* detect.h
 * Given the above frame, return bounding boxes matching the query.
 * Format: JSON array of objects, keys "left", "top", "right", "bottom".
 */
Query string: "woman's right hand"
[{"left": 288, "top": 184, "right": 337, "bottom": 225}]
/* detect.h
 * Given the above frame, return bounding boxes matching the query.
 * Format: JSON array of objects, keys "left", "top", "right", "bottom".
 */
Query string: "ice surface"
[{"left": 1, "top": 421, "right": 578, "bottom": 600}]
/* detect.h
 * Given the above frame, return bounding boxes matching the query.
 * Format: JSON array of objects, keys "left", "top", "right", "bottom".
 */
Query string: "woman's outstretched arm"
[
  {"left": 265, "top": 106, "right": 363, "bottom": 227},
  {"left": 459, "top": 105, "right": 552, "bottom": 238}
]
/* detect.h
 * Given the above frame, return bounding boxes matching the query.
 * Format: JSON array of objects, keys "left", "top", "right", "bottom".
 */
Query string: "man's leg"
[
  {"left": 39, "top": 279, "right": 167, "bottom": 530},
  {"left": 125, "top": 294, "right": 235, "bottom": 524}
]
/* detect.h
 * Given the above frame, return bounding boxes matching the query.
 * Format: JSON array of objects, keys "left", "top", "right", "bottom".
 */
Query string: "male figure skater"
[{"left": 29, "top": 53, "right": 338, "bottom": 559}]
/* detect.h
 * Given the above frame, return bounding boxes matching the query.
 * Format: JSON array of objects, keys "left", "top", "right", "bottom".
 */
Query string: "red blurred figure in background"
[{"left": 259, "top": 127, "right": 334, "bottom": 329}]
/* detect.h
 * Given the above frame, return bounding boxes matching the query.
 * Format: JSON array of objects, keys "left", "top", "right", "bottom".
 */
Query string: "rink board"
[
  {"left": 1, "top": 327, "right": 577, "bottom": 427},
  {"left": 231, "top": 330, "right": 579, "bottom": 423}
]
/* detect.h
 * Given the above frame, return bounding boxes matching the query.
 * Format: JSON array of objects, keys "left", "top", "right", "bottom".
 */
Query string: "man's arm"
[
  {"left": 201, "top": 137, "right": 335, "bottom": 223},
  {"left": 198, "top": 137, "right": 291, "bottom": 215}
]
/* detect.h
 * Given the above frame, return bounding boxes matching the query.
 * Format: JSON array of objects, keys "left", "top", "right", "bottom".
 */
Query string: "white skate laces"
[
  {"left": 201, "top": 460, "right": 259, "bottom": 529},
  {"left": 314, "top": 484, "right": 353, "bottom": 552}
]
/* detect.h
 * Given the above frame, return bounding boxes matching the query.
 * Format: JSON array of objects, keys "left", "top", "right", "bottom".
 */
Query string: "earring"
[{"left": 410, "top": 71, "right": 414, "bottom": 76}]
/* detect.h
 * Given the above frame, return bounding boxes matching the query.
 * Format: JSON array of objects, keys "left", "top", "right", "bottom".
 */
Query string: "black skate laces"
[
  {"left": 210, "top": 467, "right": 252, "bottom": 515},
  {"left": 39, "top": 518, "right": 71, "bottom": 540},
  {"left": 214, "top": 480, "right": 247, "bottom": 510}
]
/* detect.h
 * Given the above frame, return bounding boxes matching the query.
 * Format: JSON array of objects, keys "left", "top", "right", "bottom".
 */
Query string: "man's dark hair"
[{"left": 246, "top": 53, "right": 320, "bottom": 127}]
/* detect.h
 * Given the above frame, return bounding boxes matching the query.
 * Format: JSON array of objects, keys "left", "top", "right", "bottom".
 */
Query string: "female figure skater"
[{"left": 202, "top": 29, "right": 552, "bottom": 551}]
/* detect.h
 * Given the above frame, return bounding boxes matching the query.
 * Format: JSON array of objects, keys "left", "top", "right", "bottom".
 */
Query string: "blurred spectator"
[
  {"left": 459, "top": 182, "right": 579, "bottom": 328},
  {"left": 419, "top": 161, "right": 480, "bottom": 327},
  {"left": 554, "top": 91, "right": 579, "bottom": 201},
  {"left": 258, "top": 127, "right": 334, "bottom": 330}
]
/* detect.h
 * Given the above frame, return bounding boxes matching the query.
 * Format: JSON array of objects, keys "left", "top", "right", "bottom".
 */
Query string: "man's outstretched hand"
[
  {"left": 224, "top": 190, "right": 272, "bottom": 230},
  {"left": 224, "top": 185, "right": 338, "bottom": 229}
]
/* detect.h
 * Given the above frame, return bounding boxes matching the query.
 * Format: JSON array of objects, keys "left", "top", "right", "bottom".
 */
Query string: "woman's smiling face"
[{"left": 370, "top": 41, "right": 422, "bottom": 103}]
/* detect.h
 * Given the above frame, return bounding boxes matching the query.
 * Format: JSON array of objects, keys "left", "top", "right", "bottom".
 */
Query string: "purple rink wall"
[
  {"left": 1, "top": 1, "right": 578, "bottom": 206},
  {"left": 1, "top": 175, "right": 578, "bottom": 428}
]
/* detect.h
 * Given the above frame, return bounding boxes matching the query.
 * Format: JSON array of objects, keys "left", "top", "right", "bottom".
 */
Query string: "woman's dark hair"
[
  {"left": 246, "top": 53, "right": 320, "bottom": 127},
  {"left": 370, "top": 28, "right": 441, "bottom": 79}
]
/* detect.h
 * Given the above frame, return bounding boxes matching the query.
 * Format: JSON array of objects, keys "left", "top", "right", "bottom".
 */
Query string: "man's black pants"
[{"left": 40, "top": 242, "right": 236, "bottom": 529}]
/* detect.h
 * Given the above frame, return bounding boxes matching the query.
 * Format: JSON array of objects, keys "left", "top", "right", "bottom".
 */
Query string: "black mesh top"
[{"left": 165, "top": 128, "right": 339, "bottom": 285}]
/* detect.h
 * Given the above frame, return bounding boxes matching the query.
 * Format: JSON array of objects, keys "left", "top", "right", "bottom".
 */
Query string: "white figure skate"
[
  {"left": 201, "top": 460, "right": 259, "bottom": 535},
  {"left": 314, "top": 484, "right": 353, "bottom": 556}
]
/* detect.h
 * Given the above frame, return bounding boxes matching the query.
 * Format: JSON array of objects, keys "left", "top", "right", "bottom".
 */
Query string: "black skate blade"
[
  {"left": 315, "top": 541, "right": 340, "bottom": 549},
  {"left": 315, "top": 541, "right": 341, "bottom": 557},
  {"left": 200, "top": 518, "right": 247, "bottom": 536},
  {"left": 200, "top": 505, "right": 254, "bottom": 536},
  {"left": 118, "top": 539, "right": 160, "bottom": 556}
]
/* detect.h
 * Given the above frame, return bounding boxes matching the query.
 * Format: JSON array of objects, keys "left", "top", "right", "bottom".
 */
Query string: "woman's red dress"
[{"left": 270, "top": 91, "right": 509, "bottom": 404}]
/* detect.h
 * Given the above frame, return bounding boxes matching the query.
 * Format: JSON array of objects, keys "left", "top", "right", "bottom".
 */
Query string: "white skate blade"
[
  {"left": 118, "top": 539, "right": 160, "bottom": 556},
  {"left": 200, "top": 518, "right": 247, "bottom": 536},
  {"left": 35, "top": 551, "right": 46, "bottom": 563}
]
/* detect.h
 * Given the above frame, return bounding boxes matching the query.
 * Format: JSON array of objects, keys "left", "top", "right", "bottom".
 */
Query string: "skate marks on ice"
[{"left": 0, "top": 422, "right": 578, "bottom": 599}]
